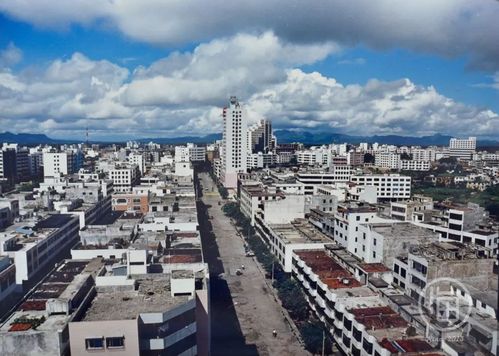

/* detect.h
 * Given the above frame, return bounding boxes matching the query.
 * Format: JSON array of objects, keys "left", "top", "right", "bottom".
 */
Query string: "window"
[
  {"left": 106, "top": 336, "right": 125, "bottom": 349},
  {"left": 86, "top": 338, "right": 104, "bottom": 350}
]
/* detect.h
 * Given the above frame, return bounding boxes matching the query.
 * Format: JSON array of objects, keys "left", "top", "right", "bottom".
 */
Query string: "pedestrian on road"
[
  {"left": 241, "top": 264, "right": 245, "bottom": 270},
  {"left": 272, "top": 329, "right": 277, "bottom": 338}
]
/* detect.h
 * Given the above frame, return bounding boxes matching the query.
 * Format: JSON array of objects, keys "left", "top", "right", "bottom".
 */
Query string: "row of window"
[{"left": 86, "top": 336, "right": 125, "bottom": 350}]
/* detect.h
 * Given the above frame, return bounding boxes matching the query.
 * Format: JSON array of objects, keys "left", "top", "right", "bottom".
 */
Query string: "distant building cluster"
[
  {"left": 0, "top": 96, "right": 497, "bottom": 356},
  {"left": 210, "top": 97, "right": 498, "bottom": 356},
  {"left": 0, "top": 141, "right": 209, "bottom": 356}
]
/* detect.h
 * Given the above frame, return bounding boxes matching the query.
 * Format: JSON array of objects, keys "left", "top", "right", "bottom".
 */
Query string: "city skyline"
[{"left": 0, "top": 2, "right": 498, "bottom": 141}]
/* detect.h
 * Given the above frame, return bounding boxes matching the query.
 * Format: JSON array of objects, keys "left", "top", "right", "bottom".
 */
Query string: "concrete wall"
[
  {"left": 0, "top": 330, "right": 63, "bottom": 356},
  {"left": 71, "top": 248, "right": 127, "bottom": 260},
  {"left": 263, "top": 195, "right": 305, "bottom": 224},
  {"left": 195, "top": 289, "right": 210, "bottom": 356},
  {"left": 428, "top": 258, "right": 494, "bottom": 290},
  {"left": 69, "top": 319, "right": 140, "bottom": 356}
]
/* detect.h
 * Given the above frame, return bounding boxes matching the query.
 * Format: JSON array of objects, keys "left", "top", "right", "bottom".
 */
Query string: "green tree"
[
  {"left": 364, "top": 153, "right": 375, "bottom": 163},
  {"left": 299, "top": 320, "right": 333, "bottom": 354}
]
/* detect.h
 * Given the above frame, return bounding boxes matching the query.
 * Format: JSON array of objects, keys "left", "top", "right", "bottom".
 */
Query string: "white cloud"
[
  {"left": 473, "top": 72, "right": 499, "bottom": 90},
  {"left": 338, "top": 58, "right": 366, "bottom": 65},
  {"left": 0, "top": 33, "right": 497, "bottom": 140},
  {"left": 1, "top": 0, "right": 498, "bottom": 70},
  {"left": 125, "top": 32, "right": 338, "bottom": 107},
  {"left": 0, "top": 42, "right": 22, "bottom": 68},
  {"left": 247, "top": 70, "right": 499, "bottom": 137}
]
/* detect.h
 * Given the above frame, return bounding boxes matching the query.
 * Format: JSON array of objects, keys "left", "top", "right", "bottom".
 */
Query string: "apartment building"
[
  {"left": 254, "top": 217, "right": 333, "bottom": 272},
  {"left": 390, "top": 196, "right": 434, "bottom": 221},
  {"left": 0, "top": 148, "right": 16, "bottom": 186},
  {"left": 347, "top": 151, "right": 365, "bottom": 166},
  {"left": 248, "top": 119, "right": 272, "bottom": 154},
  {"left": 356, "top": 222, "right": 438, "bottom": 267},
  {"left": 411, "top": 202, "right": 498, "bottom": 254},
  {"left": 399, "top": 160, "right": 430, "bottom": 171},
  {"left": 0, "top": 144, "right": 30, "bottom": 183},
  {"left": 112, "top": 192, "right": 149, "bottom": 214},
  {"left": 296, "top": 147, "right": 330, "bottom": 166},
  {"left": 292, "top": 249, "right": 443, "bottom": 356},
  {"left": 0, "top": 259, "right": 102, "bottom": 356},
  {"left": 392, "top": 241, "right": 497, "bottom": 354},
  {"left": 350, "top": 174, "right": 411, "bottom": 201},
  {"left": 175, "top": 143, "right": 206, "bottom": 162},
  {"left": 0, "top": 214, "right": 80, "bottom": 288},
  {"left": 239, "top": 183, "right": 284, "bottom": 225},
  {"left": 247, "top": 152, "right": 278, "bottom": 169},
  {"left": 393, "top": 241, "right": 494, "bottom": 302},
  {"left": 220, "top": 96, "right": 248, "bottom": 189},
  {"left": 411, "top": 148, "right": 436, "bottom": 162},
  {"left": 109, "top": 165, "right": 140, "bottom": 193},
  {"left": 449, "top": 136, "right": 476, "bottom": 160},
  {"left": 375, "top": 152, "right": 400, "bottom": 169},
  {"left": 0, "top": 198, "right": 19, "bottom": 229},
  {"left": 128, "top": 152, "right": 146, "bottom": 174},
  {"left": 0, "top": 255, "right": 16, "bottom": 304},
  {"left": 69, "top": 271, "right": 207, "bottom": 356},
  {"left": 321, "top": 202, "right": 391, "bottom": 257},
  {"left": 297, "top": 167, "right": 352, "bottom": 195},
  {"left": 43, "top": 150, "right": 83, "bottom": 178}
]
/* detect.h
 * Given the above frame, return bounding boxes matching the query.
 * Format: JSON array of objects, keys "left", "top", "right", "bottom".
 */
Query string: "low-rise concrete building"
[
  {"left": 350, "top": 174, "right": 411, "bottom": 201},
  {"left": 292, "top": 249, "right": 443, "bottom": 356}
]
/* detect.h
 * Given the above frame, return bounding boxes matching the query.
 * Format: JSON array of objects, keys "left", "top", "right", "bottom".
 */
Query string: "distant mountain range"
[
  {"left": 0, "top": 132, "right": 67, "bottom": 144},
  {"left": 1, "top": 130, "right": 497, "bottom": 147}
]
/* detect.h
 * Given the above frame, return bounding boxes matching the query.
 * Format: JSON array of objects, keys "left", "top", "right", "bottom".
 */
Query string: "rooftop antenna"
[{"left": 86, "top": 125, "right": 89, "bottom": 146}]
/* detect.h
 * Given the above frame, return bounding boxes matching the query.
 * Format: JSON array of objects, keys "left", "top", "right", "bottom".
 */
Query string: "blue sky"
[{"left": 0, "top": 1, "right": 498, "bottom": 140}]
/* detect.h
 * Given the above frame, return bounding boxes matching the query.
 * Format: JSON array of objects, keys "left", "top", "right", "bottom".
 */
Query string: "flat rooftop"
[
  {"left": 81, "top": 275, "right": 190, "bottom": 321},
  {"left": 270, "top": 219, "right": 332, "bottom": 245},
  {"left": 1, "top": 259, "right": 103, "bottom": 333},
  {"left": 409, "top": 241, "right": 492, "bottom": 261},
  {"left": 295, "top": 250, "right": 362, "bottom": 289},
  {"left": 369, "top": 222, "right": 438, "bottom": 239}
]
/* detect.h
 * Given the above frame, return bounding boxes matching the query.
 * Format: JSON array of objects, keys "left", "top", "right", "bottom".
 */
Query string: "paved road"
[{"left": 198, "top": 172, "right": 309, "bottom": 356}]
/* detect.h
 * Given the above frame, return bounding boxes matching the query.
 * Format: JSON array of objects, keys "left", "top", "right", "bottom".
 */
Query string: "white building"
[
  {"left": 43, "top": 150, "right": 83, "bottom": 178},
  {"left": 291, "top": 249, "right": 440, "bottom": 356},
  {"left": 175, "top": 143, "right": 206, "bottom": 163},
  {"left": 350, "top": 174, "right": 411, "bottom": 200},
  {"left": 411, "top": 148, "right": 436, "bottom": 162},
  {"left": 220, "top": 96, "right": 248, "bottom": 188},
  {"left": 399, "top": 160, "right": 430, "bottom": 171},
  {"left": 0, "top": 214, "right": 80, "bottom": 286},
  {"left": 296, "top": 146, "right": 330, "bottom": 167},
  {"left": 247, "top": 152, "right": 277, "bottom": 169},
  {"left": 128, "top": 152, "right": 146, "bottom": 174},
  {"left": 375, "top": 152, "right": 400, "bottom": 169},
  {"left": 109, "top": 165, "right": 140, "bottom": 193},
  {"left": 296, "top": 167, "right": 353, "bottom": 195},
  {"left": 449, "top": 136, "right": 476, "bottom": 160}
]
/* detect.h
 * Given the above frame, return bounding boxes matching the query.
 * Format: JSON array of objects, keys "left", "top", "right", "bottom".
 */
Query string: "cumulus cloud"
[
  {"left": 1, "top": 0, "right": 498, "bottom": 70},
  {"left": 248, "top": 70, "right": 499, "bottom": 137},
  {"left": 0, "top": 33, "right": 498, "bottom": 140},
  {"left": 124, "top": 32, "right": 338, "bottom": 106}
]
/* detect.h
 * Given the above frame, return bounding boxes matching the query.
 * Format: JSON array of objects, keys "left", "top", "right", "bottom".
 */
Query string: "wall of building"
[{"left": 69, "top": 319, "right": 140, "bottom": 356}]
